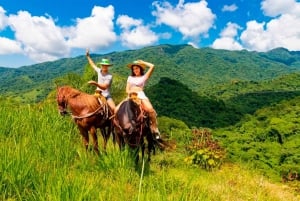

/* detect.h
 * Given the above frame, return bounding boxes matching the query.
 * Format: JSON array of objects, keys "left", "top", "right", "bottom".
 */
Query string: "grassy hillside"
[{"left": 0, "top": 98, "right": 299, "bottom": 200}]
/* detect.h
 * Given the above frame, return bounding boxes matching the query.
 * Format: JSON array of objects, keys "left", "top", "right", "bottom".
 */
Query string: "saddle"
[
  {"left": 93, "top": 90, "right": 109, "bottom": 119},
  {"left": 128, "top": 91, "right": 142, "bottom": 105}
]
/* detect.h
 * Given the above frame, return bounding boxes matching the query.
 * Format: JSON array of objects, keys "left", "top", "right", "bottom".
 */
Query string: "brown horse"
[
  {"left": 56, "top": 85, "right": 113, "bottom": 154},
  {"left": 113, "top": 96, "right": 171, "bottom": 164}
]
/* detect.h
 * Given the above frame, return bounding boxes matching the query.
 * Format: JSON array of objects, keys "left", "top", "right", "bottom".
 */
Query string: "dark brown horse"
[
  {"left": 56, "top": 85, "right": 113, "bottom": 154},
  {"left": 113, "top": 96, "right": 171, "bottom": 164}
]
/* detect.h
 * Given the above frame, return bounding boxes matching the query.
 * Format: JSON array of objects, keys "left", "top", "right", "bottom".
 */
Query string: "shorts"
[
  {"left": 105, "top": 94, "right": 113, "bottom": 101},
  {"left": 137, "top": 91, "right": 148, "bottom": 100}
]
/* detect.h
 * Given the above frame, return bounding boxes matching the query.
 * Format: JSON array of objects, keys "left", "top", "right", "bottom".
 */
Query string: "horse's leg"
[
  {"left": 78, "top": 126, "right": 89, "bottom": 151},
  {"left": 146, "top": 131, "right": 155, "bottom": 162},
  {"left": 134, "top": 147, "right": 140, "bottom": 166},
  {"left": 114, "top": 128, "right": 125, "bottom": 151},
  {"left": 100, "top": 128, "right": 107, "bottom": 152},
  {"left": 90, "top": 127, "right": 99, "bottom": 155}
]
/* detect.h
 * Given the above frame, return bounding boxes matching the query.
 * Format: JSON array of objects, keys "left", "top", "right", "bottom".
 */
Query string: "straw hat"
[
  {"left": 97, "top": 58, "right": 113, "bottom": 66},
  {"left": 127, "top": 60, "right": 147, "bottom": 70}
]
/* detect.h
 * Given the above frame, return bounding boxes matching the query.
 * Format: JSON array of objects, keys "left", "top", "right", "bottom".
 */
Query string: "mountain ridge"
[{"left": 1, "top": 44, "right": 300, "bottom": 102}]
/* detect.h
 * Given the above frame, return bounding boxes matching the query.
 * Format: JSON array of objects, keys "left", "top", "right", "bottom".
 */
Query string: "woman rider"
[{"left": 125, "top": 60, "right": 161, "bottom": 139}]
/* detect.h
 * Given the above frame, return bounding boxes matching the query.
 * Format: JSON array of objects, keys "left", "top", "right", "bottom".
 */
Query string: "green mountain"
[{"left": 1, "top": 44, "right": 300, "bottom": 103}]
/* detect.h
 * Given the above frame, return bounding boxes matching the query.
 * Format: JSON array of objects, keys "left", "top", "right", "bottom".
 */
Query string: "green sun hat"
[{"left": 97, "top": 58, "right": 113, "bottom": 66}]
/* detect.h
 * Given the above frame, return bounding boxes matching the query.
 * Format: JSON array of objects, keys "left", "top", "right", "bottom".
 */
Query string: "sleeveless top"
[
  {"left": 127, "top": 75, "right": 148, "bottom": 100},
  {"left": 127, "top": 75, "right": 147, "bottom": 89}
]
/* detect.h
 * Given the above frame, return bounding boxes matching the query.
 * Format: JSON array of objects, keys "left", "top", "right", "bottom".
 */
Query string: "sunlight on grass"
[{"left": 0, "top": 101, "right": 299, "bottom": 201}]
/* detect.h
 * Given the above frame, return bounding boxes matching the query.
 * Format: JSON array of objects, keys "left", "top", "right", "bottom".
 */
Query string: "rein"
[
  {"left": 71, "top": 105, "right": 104, "bottom": 119},
  {"left": 71, "top": 98, "right": 109, "bottom": 119}
]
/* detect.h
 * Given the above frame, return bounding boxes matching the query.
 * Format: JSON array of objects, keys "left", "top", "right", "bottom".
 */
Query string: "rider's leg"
[
  {"left": 106, "top": 98, "right": 116, "bottom": 114},
  {"left": 142, "top": 99, "right": 161, "bottom": 139}
]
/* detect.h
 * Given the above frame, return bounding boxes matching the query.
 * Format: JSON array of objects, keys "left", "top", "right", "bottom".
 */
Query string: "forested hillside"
[
  {"left": 1, "top": 44, "right": 300, "bottom": 103},
  {"left": 214, "top": 96, "right": 300, "bottom": 181}
]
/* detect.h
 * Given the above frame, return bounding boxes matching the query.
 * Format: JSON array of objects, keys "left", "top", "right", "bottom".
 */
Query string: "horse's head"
[
  {"left": 56, "top": 86, "right": 68, "bottom": 115},
  {"left": 116, "top": 99, "right": 144, "bottom": 136}
]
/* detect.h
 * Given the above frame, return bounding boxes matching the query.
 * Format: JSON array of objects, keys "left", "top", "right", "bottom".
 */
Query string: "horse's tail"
[{"left": 155, "top": 137, "right": 176, "bottom": 151}]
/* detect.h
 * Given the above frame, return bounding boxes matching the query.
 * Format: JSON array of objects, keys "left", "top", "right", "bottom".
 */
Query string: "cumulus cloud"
[
  {"left": 222, "top": 4, "right": 238, "bottom": 12},
  {"left": 7, "top": 11, "right": 69, "bottom": 62},
  {"left": 116, "top": 15, "right": 158, "bottom": 48},
  {"left": 0, "top": 7, "right": 8, "bottom": 30},
  {"left": 261, "top": 0, "right": 300, "bottom": 17},
  {"left": 240, "top": 21, "right": 271, "bottom": 51},
  {"left": 0, "top": 37, "right": 22, "bottom": 54},
  {"left": 152, "top": 0, "right": 216, "bottom": 41},
  {"left": 0, "top": 5, "right": 117, "bottom": 64},
  {"left": 212, "top": 22, "right": 243, "bottom": 50},
  {"left": 66, "top": 6, "right": 117, "bottom": 51},
  {"left": 241, "top": 14, "right": 300, "bottom": 51},
  {"left": 238, "top": 0, "right": 300, "bottom": 51}
]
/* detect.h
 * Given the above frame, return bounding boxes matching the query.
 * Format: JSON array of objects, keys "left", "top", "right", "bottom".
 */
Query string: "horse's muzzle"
[{"left": 59, "top": 110, "right": 68, "bottom": 116}]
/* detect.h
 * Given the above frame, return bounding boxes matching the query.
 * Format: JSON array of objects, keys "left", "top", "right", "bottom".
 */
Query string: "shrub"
[{"left": 185, "top": 128, "right": 226, "bottom": 171}]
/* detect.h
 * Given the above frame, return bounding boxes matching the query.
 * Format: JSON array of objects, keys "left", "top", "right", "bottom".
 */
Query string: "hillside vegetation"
[
  {"left": 0, "top": 98, "right": 299, "bottom": 200},
  {"left": 0, "top": 44, "right": 300, "bottom": 199},
  {"left": 1, "top": 44, "right": 300, "bottom": 103}
]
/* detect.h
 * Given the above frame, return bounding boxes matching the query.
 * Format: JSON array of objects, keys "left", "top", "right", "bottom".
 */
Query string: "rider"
[
  {"left": 125, "top": 60, "right": 161, "bottom": 139},
  {"left": 86, "top": 49, "right": 116, "bottom": 113}
]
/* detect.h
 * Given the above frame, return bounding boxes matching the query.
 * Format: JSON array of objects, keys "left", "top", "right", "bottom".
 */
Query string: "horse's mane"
[
  {"left": 58, "top": 86, "right": 100, "bottom": 110},
  {"left": 120, "top": 99, "right": 141, "bottom": 119},
  {"left": 115, "top": 99, "right": 143, "bottom": 134}
]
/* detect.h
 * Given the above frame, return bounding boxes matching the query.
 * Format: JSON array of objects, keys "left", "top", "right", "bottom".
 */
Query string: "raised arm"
[
  {"left": 86, "top": 49, "right": 98, "bottom": 71},
  {"left": 137, "top": 60, "right": 155, "bottom": 80}
]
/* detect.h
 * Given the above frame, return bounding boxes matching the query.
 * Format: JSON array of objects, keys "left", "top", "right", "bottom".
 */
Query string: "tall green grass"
[{"left": 0, "top": 99, "right": 298, "bottom": 201}]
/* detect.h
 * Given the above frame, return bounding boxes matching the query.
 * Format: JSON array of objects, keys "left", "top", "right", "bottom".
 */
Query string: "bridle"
[{"left": 57, "top": 92, "right": 68, "bottom": 115}]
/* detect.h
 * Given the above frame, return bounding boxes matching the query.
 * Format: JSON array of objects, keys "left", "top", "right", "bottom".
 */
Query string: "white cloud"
[
  {"left": 0, "top": 37, "right": 22, "bottom": 54},
  {"left": 261, "top": 0, "right": 300, "bottom": 17},
  {"left": 240, "top": 21, "right": 272, "bottom": 51},
  {"left": 7, "top": 10, "right": 69, "bottom": 63},
  {"left": 117, "top": 15, "right": 142, "bottom": 29},
  {"left": 66, "top": 6, "right": 117, "bottom": 51},
  {"left": 212, "top": 22, "right": 243, "bottom": 50},
  {"left": 222, "top": 4, "right": 238, "bottom": 12},
  {"left": 241, "top": 14, "right": 300, "bottom": 51},
  {"left": 116, "top": 15, "right": 158, "bottom": 48},
  {"left": 152, "top": 0, "right": 216, "bottom": 41},
  {"left": 188, "top": 41, "right": 199, "bottom": 48},
  {"left": 0, "top": 5, "right": 118, "bottom": 64},
  {"left": 0, "top": 7, "right": 8, "bottom": 30},
  {"left": 238, "top": 0, "right": 300, "bottom": 51}
]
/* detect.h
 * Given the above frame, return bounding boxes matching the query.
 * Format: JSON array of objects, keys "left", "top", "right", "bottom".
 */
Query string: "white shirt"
[{"left": 95, "top": 68, "right": 112, "bottom": 98}]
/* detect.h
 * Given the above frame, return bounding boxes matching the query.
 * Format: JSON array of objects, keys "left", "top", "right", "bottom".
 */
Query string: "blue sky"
[{"left": 1, "top": 0, "right": 300, "bottom": 68}]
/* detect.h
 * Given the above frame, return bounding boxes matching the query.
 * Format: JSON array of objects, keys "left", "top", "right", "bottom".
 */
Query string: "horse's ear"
[{"left": 54, "top": 81, "right": 61, "bottom": 90}]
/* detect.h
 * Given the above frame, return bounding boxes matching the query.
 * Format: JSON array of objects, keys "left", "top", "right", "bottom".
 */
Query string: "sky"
[{"left": 1, "top": 0, "right": 300, "bottom": 68}]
